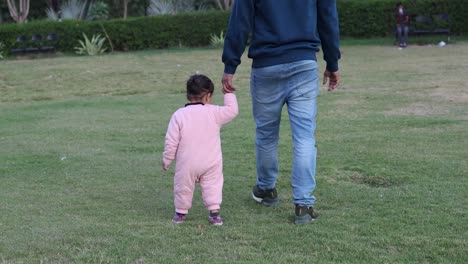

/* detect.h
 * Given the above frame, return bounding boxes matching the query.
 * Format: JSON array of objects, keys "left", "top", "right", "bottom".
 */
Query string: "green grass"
[{"left": 1, "top": 42, "right": 467, "bottom": 263}]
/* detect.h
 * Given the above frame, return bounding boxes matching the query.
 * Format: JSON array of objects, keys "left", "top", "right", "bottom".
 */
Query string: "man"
[
  {"left": 222, "top": 0, "right": 340, "bottom": 224},
  {"left": 395, "top": 2, "right": 410, "bottom": 47}
]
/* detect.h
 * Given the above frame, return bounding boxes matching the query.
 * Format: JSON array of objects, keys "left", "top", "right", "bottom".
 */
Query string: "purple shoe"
[
  {"left": 172, "top": 213, "right": 186, "bottom": 224},
  {"left": 209, "top": 215, "right": 223, "bottom": 226}
]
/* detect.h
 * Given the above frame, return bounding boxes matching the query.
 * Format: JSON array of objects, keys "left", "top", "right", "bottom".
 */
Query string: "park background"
[
  {"left": 0, "top": 0, "right": 467, "bottom": 54},
  {"left": 1, "top": 0, "right": 467, "bottom": 263}
]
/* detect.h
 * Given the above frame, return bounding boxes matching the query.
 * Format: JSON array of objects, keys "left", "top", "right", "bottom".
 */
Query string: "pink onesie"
[{"left": 163, "top": 93, "right": 238, "bottom": 214}]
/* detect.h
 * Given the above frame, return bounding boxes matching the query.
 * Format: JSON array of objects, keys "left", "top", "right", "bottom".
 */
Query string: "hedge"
[
  {"left": 0, "top": 11, "right": 230, "bottom": 54},
  {"left": 0, "top": 0, "right": 467, "bottom": 55}
]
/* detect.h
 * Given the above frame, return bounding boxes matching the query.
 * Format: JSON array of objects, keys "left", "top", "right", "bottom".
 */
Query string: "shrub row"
[
  {"left": 0, "top": 0, "right": 467, "bottom": 54},
  {"left": 0, "top": 11, "right": 230, "bottom": 54}
]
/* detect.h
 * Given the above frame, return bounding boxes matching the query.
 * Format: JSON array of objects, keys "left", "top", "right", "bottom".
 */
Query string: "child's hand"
[{"left": 162, "top": 160, "right": 170, "bottom": 171}]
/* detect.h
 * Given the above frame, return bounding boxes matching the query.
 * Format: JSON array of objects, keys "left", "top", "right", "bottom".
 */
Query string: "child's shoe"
[
  {"left": 172, "top": 213, "right": 186, "bottom": 224},
  {"left": 209, "top": 214, "right": 223, "bottom": 226}
]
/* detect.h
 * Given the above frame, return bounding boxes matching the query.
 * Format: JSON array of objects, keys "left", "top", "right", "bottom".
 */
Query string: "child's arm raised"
[{"left": 215, "top": 93, "right": 238, "bottom": 126}]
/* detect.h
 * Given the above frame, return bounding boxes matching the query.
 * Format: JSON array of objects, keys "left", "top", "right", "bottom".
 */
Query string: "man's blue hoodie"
[{"left": 222, "top": 0, "right": 341, "bottom": 74}]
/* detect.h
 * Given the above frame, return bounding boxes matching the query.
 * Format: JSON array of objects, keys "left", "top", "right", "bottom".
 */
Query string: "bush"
[
  {"left": 210, "top": 31, "right": 224, "bottom": 48},
  {"left": 0, "top": 10, "right": 229, "bottom": 54},
  {"left": 75, "top": 33, "right": 108, "bottom": 55},
  {"left": 88, "top": 1, "right": 110, "bottom": 21}
]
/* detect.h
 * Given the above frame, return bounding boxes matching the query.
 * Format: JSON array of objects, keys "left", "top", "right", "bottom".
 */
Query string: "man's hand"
[
  {"left": 323, "top": 70, "right": 340, "bottom": 91},
  {"left": 222, "top": 73, "right": 236, "bottom": 94}
]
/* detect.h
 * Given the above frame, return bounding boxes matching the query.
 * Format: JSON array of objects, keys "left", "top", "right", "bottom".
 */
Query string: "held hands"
[
  {"left": 323, "top": 70, "right": 340, "bottom": 91},
  {"left": 222, "top": 73, "right": 236, "bottom": 94}
]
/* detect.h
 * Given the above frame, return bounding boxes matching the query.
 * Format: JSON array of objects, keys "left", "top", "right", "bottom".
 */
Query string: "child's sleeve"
[
  {"left": 163, "top": 114, "right": 181, "bottom": 166},
  {"left": 215, "top": 93, "right": 239, "bottom": 125}
]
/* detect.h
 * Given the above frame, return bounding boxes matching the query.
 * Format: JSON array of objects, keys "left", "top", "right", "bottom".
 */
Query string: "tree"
[
  {"left": 6, "top": 0, "right": 30, "bottom": 23},
  {"left": 81, "top": 0, "right": 94, "bottom": 20},
  {"left": 110, "top": 0, "right": 129, "bottom": 19},
  {"left": 213, "top": 0, "right": 233, "bottom": 10},
  {"left": 123, "top": 0, "right": 129, "bottom": 19},
  {"left": 46, "top": 0, "right": 60, "bottom": 12}
]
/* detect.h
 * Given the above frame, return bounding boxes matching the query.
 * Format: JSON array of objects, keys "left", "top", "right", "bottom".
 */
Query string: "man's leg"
[
  {"left": 286, "top": 60, "right": 319, "bottom": 207},
  {"left": 285, "top": 60, "right": 320, "bottom": 224},
  {"left": 396, "top": 25, "right": 404, "bottom": 46},
  {"left": 403, "top": 25, "right": 409, "bottom": 46},
  {"left": 250, "top": 64, "right": 287, "bottom": 204}
]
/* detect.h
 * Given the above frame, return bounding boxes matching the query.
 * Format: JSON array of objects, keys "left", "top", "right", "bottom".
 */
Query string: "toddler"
[{"left": 162, "top": 74, "right": 238, "bottom": 226}]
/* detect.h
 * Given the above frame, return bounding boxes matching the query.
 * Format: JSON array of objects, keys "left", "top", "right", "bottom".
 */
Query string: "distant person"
[
  {"left": 396, "top": 2, "right": 410, "bottom": 47},
  {"left": 162, "top": 74, "right": 238, "bottom": 226},
  {"left": 222, "top": 0, "right": 340, "bottom": 224}
]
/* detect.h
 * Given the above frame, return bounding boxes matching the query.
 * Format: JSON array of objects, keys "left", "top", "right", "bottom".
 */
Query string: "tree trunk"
[
  {"left": 123, "top": 0, "right": 128, "bottom": 19},
  {"left": 6, "top": 0, "right": 30, "bottom": 24},
  {"left": 214, "top": 0, "right": 234, "bottom": 10},
  {"left": 214, "top": 0, "right": 222, "bottom": 10},
  {"left": 80, "top": 0, "right": 93, "bottom": 20}
]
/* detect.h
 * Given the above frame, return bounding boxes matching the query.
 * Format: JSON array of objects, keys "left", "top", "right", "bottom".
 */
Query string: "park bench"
[
  {"left": 10, "top": 33, "right": 58, "bottom": 55},
  {"left": 410, "top": 14, "right": 450, "bottom": 41}
]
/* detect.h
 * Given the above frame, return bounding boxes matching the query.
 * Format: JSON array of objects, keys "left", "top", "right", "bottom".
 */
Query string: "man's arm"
[
  {"left": 317, "top": 0, "right": 341, "bottom": 90},
  {"left": 221, "top": 0, "right": 254, "bottom": 92}
]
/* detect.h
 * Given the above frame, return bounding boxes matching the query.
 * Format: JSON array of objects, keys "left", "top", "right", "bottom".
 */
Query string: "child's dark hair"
[{"left": 186, "top": 74, "right": 214, "bottom": 101}]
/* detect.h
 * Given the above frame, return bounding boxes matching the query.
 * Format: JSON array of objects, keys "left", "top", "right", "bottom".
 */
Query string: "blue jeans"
[
  {"left": 396, "top": 25, "right": 408, "bottom": 45},
  {"left": 250, "top": 60, "right": 319, "bottom": 206}
]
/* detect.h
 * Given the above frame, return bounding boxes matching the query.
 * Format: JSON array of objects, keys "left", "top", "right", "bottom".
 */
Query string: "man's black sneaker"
[
  {"left": 294, "top": 205, "right": 319, "bottom": 224},
  {"left": 252, "top": 185, "right": 279, "bottom": 206}
]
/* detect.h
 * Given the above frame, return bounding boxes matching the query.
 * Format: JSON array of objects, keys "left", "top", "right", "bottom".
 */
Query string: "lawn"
[{"left": 0, "top": 41, "right": 467, "bottom": 263}]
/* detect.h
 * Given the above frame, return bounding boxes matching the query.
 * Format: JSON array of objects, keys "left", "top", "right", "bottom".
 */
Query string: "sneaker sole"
[
  {"left": 211, "top": 222, "right": 223, "bottom": 226},
  {"left": 252, "top": 192, "right": 279, "bottom": 207}
]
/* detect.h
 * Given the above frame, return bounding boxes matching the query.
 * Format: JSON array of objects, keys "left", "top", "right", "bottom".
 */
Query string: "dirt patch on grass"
[
  {"left": 430, "top": 87, "right": 468, "bottom": 103},
  {"left": 385, "top": 103, "right": 449, "bottom": 117},
  {"left": 328, "top": 98, "right": 366, "bottom": 117},
  {"left": 328, "top": 167, "right": 408, "bottom": 188},
  {"left": 385, "top": 83, "right": 466, "bottom": 117},
  {"left": 334, "top": 98, "right": 363, "bottom": 106},
  {"left": 349, "top": 173, "right": 402, "bottom": 188}
]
